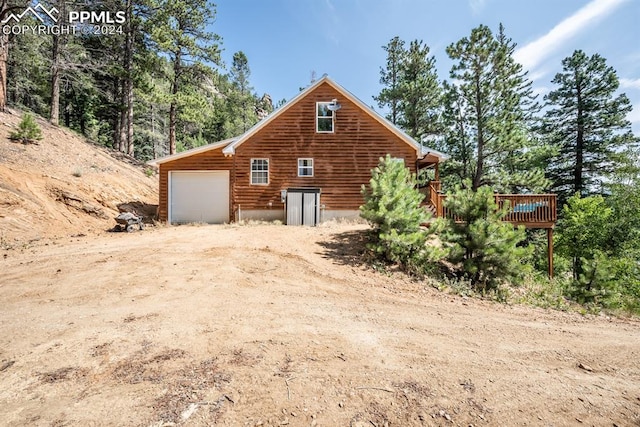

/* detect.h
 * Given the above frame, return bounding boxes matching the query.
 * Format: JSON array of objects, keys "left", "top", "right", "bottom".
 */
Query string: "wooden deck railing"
[{"left": 423, "top": 186, "right": 556, "bottom": 229}]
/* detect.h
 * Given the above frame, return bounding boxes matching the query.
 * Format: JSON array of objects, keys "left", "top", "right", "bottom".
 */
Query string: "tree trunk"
[
  {"left": 63, "top": 80, "right": 70, "bottom": 126},
  {"left": 49, "top": 1, "right": 67, "bottom": 125},
  {"left": 169, "top": 52, "right": 181, "bottom": 155},
  {"left": 0, "top": 33, "right": 8, "bottom": 113},
  {"left": 119, "top": 80, "right": 127, "bottom": 152},
  {"left": 124, "top": 0, "right": 134, "bottom": 157},
  {"left": 390, "top": 62, "right": 397, "bottom": 125},
  {"left": 0, "top": 0, "right": 25, "bottom": 112},
  {"left": 50, "top": 34, "right": 60, "bottom": 125},
  {"left": 473, "top": 75, "right": 484, "bottom": 191},
  {"left": 126, "top": 79, "right": 134, "bottom": 156},
  {"left": 113, "top": 78, "right": 122, "bottom": 150},
  {"left": 168, "top": 99, "right": 177, "bottom": 155},
  {"left": 574, "top": 75, "right": 584, "bottom": 196}
]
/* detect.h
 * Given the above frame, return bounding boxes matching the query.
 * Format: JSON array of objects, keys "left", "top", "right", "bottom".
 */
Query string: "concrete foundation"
[{"left": 235, "top": 208, "right": 365, "bottom": 225}]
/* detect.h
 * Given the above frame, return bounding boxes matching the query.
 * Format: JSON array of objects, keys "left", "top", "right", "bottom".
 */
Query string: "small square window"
[
  {"left": 298, "top": 158, "right": 314, "bottom": 177},
  {"left": 251, "top": 158, "right": 269, "bottom": 185},
  {"left": 316, "top": 102, "right": 334, "bottom": 133}
]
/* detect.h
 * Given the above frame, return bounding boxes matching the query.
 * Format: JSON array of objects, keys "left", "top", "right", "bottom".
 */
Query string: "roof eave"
[{"left": 147, "top": 137, "right": 237, "bottom": 166}]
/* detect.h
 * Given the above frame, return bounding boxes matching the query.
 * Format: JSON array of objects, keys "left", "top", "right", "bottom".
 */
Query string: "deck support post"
[{"left": 547, "top": 228, "right": 554, "bottom": 279}]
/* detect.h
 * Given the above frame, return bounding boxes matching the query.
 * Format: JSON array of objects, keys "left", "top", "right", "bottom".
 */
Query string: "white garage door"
[{"left": 169, "top": 171, "right": 229, "bottom": 224}]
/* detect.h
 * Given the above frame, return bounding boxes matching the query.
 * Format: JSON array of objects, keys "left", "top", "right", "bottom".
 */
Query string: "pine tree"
[
  {"left": 439, "top": 183, "right": 529, "bottom": 290},
  {"left": 397, "top": 40, "right": 442, "bottom": 139},
  {"left": 374, "top": 37, "right": 442, "bottom": 139},
  {"left": 10, "top": 113, "right": 43, "bottom": 144},
  {"left": 443, "top": 24, "right": 546, "bottom": 192},
  {"left": 6, "top": 15, "right": 48, "bottom": 112},
  {"left": 374, "top": 37, "right": 405, "bottom": 125},
  {"left": 360, "top": 155, "right": 435, "bottom": 273},
  {"left": 0, "top": 0, "right": 28, "bottom": 112},
  {"left": 542, "top": 50, "right": 638, "bottom": 204},
  {"left": 149, "top": 0, "right": 221, "bottom": 154},
  {"left": 228, "top": 51, "right": 258, "bottom": 135}
]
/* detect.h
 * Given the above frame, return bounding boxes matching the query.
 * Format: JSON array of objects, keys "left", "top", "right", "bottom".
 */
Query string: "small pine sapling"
[
  {"left": 361, "top": 155, "right": 441, "bottom": 274},
  {"left": 440, "top": 182, "right": 529, "bottom": 291},
  {"left": 10, "top": 113, "right": 43, "bottom": 144}
]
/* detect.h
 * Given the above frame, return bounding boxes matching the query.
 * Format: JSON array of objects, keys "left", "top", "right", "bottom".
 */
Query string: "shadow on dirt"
[{"left": 316, "top": 229, "right": 370, "bottom": 267}]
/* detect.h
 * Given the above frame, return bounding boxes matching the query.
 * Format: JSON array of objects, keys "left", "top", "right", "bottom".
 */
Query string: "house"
[{"left": 148, "top": 75, "right": 447, "bottom": 226}]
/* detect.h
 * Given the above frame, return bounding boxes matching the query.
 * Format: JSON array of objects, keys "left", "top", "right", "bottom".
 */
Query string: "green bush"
[
  {"left": 360, "top": 155, "right": 440, "bottom": 274},
  {"left": 9, "top": 113, "right": 43, "bottom": 144},
  {"left": 439, "top": 183, "right": 530, "bottom": 291},
  {"left": 554, "top": 193, "right": 640, "bottom": 313},
  {"left": 556, "top": 194, "right": 611, "bottom": 280}
]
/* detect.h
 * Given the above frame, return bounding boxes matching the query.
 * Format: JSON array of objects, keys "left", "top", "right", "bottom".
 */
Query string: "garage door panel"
[{"left": 170, "top": 171, "right": 229, "bottom": 224}]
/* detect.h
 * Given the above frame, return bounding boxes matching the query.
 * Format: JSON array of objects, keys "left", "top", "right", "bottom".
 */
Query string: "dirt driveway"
[{"left": 1, "top": 223, "right": 638, "bottom": 426}]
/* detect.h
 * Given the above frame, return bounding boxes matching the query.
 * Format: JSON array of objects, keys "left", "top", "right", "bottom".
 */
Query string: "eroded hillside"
[{"left": 0, "top": 110, "right": 158, "bottom": 246}]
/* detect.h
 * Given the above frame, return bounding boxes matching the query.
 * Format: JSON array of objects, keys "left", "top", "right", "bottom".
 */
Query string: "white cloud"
[
  {"left": 469, "top": 0, "right": 487, "bottom": 15},
  {"left": 620, "top": 78, "right": 640, "bottom": 90},
  {"left": 514, "top": 0, "right": 630, "bottom": 73}
]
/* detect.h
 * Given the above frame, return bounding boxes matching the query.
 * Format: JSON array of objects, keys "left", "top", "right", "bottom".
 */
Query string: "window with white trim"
[
  {"left": 298, "top": 158, "right": 314, "bottom": 177},
  {"left": 316, "top": 102, "right": 334, "bottom": 133},
  {"left": 250, "top": 158, "right": 269, "bottom": 185}
]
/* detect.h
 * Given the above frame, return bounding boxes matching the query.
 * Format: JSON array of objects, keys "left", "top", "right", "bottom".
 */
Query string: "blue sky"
[{"left": 214, "top": 0, "right": 640, "bottom": 133}]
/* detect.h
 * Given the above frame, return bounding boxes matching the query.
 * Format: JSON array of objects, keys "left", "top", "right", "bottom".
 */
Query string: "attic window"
[{"left": 316, "top": 102, "right": 334, "bottom": 133}]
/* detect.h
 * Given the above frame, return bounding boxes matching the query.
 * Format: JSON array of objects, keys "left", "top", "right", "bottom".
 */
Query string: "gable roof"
[
  {"left": 148, "top": 76, "right": 447, "bottom": 166},
  {"left": 147, "top": 137, "right": 236, "bottom": 166},
  {"left": 222, "top": 75, "right": 447, "bottom": 160}
]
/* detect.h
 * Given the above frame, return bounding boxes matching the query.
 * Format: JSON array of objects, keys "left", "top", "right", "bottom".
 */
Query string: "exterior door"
[{"left": 286, "top": 188, "right": 320, "bottom": 226}]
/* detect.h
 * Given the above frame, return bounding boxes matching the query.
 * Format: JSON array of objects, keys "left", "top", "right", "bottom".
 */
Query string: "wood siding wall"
[
  {"left": 158, "top": 148, "right": 234, "bottom": 221},
  {"left": 157, "top": 81, "right": 421, "bottom": 222},
  {"left": 233, "top": 82, "right": 418, "bottom": 211}
]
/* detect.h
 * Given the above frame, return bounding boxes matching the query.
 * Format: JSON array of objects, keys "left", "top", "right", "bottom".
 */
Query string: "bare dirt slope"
[
  {"left": 0, "top": 110, "right": 158, "bottom": 246},
  {"left": 1, "top": 223, "right": 638, "bottom": 427}
]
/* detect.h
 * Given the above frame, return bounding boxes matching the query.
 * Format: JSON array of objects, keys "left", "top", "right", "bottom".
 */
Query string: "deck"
[{"left": 421, "top": 181, "right": 557, "bottom": 229}]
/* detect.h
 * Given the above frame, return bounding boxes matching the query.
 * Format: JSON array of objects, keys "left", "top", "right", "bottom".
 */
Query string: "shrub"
[
  {"left": 9, "top": 113, "right": 43, "bottom": 144},
  {"left": 360, "top": 155, "right": 440, "bottom": 274},
  {"left": 439, "top": 183, "right": 530, "bottom": 291},
  {"left": 556, "top": 194, "right": 611, "bottom": 280}
]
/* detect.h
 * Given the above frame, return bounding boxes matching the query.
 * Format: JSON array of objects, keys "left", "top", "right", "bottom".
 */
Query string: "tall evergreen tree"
[
  {"left": 228, "top": 51, "right": 256, "bottom": 134},
  {"left": 6, "top": 15, "right": 48, "bottom": 112},
  {"left": 397, "top": 39, "right": 442, "bottom": 139},
  {"left": 0, "top": 0, "right": 28, "bottom": 112},
  {"left": 541, "top": 50, "right": 638, "bottom": 203},
  {"left": 374, "top": 36, "right": 405, "bottom": 125},
  {"left": 443, "top": 24, "right": 545, "bottom": 192},
  {"left": 150, "top": 0, "right": 221, "bottom": 154},
  {"left": 374, "top": 37, "right": 441, "bottom": 139}
]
